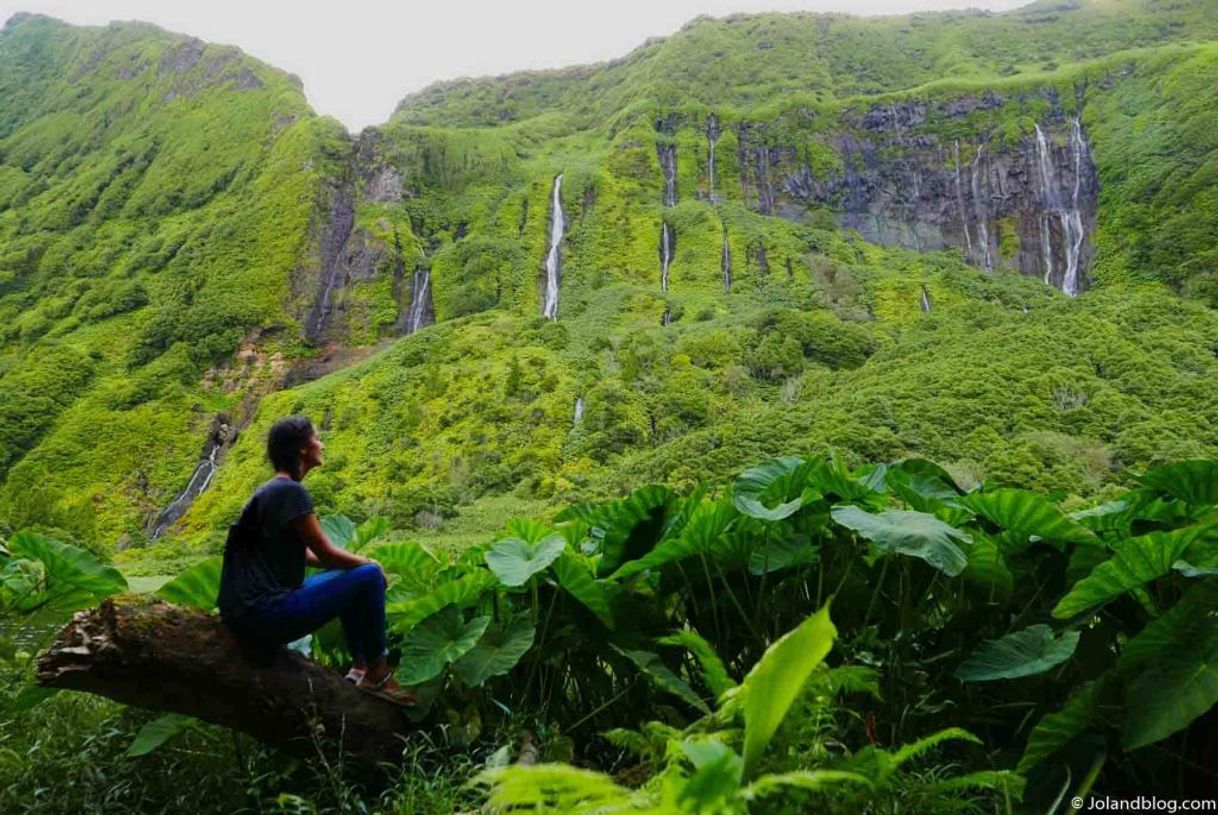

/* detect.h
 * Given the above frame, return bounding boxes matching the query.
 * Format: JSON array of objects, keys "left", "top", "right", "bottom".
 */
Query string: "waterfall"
[
  {"left": 706, "top": 114, "right": 721, "bottom": 202},
  {"left": 970, "top": 146, "right": 993, "bottom": 270},
  {"left": 310, "top": 180, "right": 356, "bottom": 340},
  {"left": 150, "top": 434, "right": 224, "bottom": 539},
  {"left": 660, "top": 222, "right": 672, "bottom": 293},
  {"left": 1033, "top": 121, "right": 1088, "bottom": 296},
  {"left": 573, "top": 396, "right": 585, "bottom": 425},
  {"left": 662, "top": 309, "right": 672, "bottom": 327},
  {"left": 721, "top": 232, "right": 732, "bottom": 294},
  {"left": 406, "top": 265, "right": 431, "bottom": 334},
  {"left": 920, "top": 286, "right": 932, "bottom": 313},
  {"left": 1062, "top": 118, "right": 1088, "bottom": 296},
  {"left": 657, "top": 144, "right": 677, "bottom": 207},
  {"left": 542, "top": 174, "right": 564, "bottom": 320},
  {"left": 952, "top": 141, "right": 974, "bottom": 259}
]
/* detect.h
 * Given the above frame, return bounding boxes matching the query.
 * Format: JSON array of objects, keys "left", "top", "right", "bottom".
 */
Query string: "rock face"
[
  {"left": 732, "top": 91, "right": 1099, "bottom": 294},
  {"left": 303, "top": 131, "right": 434, "bottom": 343}
]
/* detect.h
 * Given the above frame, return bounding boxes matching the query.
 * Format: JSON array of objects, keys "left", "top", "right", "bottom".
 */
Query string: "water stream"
[
  {"left": 406, "top": 262, "right": 432, "bottom": 334},
  {"left": 1033, "top": 121, "right": 1088, "bottom": 296},
  {"left": 542, "top": 174, "right": 564, "bottom": 320},
  {"left": 660, "top": 222, "right": 673, "bottom": 293},
  {"left": 721, "top": 232, "right": 732, "bottom": 294}
]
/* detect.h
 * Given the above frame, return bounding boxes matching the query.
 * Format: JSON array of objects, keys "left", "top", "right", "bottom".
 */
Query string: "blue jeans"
[{"left": 231, "top": 564, "right": 387, "bottom": 662}]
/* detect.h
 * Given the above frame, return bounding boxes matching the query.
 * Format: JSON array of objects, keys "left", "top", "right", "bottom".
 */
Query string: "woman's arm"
[{"left": 293, "top": 513, "right": 377, "bottom": 572}]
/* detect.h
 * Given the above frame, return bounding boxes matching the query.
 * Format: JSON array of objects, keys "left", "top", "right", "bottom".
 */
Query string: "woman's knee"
[{"left": 350, "top": 563, "right": 384, "bottom": 591}]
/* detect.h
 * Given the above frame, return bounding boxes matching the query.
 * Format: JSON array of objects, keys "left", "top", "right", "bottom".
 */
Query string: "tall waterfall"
[
  {"left": 573, "top": 396, "right": 585, "bottom": 425},
  {"left": 721, "top": 232, "right": 732, "bottom": 294},
  {"left": 952, "top": 141, "right": 974, "bottom": 259},
  {"left": 1033, "top": 121, "right": 1088, "bottom": 296},
  {"left": 706, "top": 114, "right": 721, "bottom": 202},
  {"left": 150, "top": 427, "right": 227, "bottom": 539},
  {"left": 660, "top": 222, "right": 672, "bottom": 293},
  {"left": 657, "top": 144, "right": 677, "bottom": 207},
  {"left": 542, "top": 174, "right": 564, "bottom": 319},
  {"left": 920, "top": 286, "right": 932, "bottom": 313},
  {"left": 406, "top": 266, "right": 431, "bottom": 334},
  {"left": 970, "top": 147, "right": 993, "bottom": 269}
]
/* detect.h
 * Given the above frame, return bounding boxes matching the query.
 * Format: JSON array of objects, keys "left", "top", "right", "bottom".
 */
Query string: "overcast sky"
[{"left": 1, "top": 0, "right": 1031, "bottom": 131}]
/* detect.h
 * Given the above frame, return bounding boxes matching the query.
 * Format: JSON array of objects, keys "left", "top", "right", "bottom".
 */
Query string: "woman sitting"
[{"left": 217, "top": 415, "right": 413, "bottom": 704}]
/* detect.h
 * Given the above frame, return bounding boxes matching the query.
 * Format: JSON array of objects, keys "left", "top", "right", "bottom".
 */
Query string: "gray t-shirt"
[{"left": 217, "top": 477, "right": 314, "bottom": 623}]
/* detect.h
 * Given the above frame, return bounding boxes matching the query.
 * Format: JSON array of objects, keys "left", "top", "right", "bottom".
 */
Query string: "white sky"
[{"left": 1, "top": 0, "right": 1031, "bottom": 131}]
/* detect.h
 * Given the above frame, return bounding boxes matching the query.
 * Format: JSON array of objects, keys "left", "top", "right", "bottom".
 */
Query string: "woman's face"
[{"left": 299, "top": 432, "right": 324, "bottom": 473}]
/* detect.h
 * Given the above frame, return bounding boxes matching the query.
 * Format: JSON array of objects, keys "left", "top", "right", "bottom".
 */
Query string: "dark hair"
[{"left": 267, "top": 415, "right": 315, "bottom": 480}]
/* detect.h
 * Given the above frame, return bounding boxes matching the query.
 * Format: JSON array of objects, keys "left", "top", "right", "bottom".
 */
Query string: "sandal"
[
  {"left": 355, "top": 670, "right": 418, "bottom": 707},
  {"left": 344, "top": 667, "right": 365, "bottom": 684}
]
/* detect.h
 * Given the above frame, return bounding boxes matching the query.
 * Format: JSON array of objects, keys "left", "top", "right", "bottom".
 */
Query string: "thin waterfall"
[
  {"left": 660, "top": 222, "right": 672, "bottom": 293},
  {"left": 1062, "top": 118, "right": 1088, "bottom": 296},
  {"left": 150, "top": 435, "right": 224, "bottom": 539},
  {"left": 657, "top": 144, "right": 677, "bottom": 207},
  {"left": 721, "top": 232, "right": 732, "bottom": 294},
  {"left": 952, "top": 141, "right": 974, "bottom": 259},
  {"left": 406, "top": 266, "right": 431, "bottom": 334},
  {"left": 706, "top": 114, "right": 721, "bottom": 202},
  {"left": 542, "top": 174, "right": 564, "bottom": 320},
  {"left": 573, "top": 396, "right": 585, "bottom": 425},
  {"left": 971, "top": 146, "right": 993, "bottom": 269},
  {"left": 1034, "top": 121, "right": 1088, "bottom": 296},
  {"left": 920, "top": 286, "right": 932, "bottom": 314}
]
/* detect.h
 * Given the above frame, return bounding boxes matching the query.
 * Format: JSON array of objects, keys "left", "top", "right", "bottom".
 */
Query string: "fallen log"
[{"left": 35, "top": 595, "right": 413, "bottom": 763}]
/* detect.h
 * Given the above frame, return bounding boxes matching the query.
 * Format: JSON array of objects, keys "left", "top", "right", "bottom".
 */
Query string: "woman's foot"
[
  {"left": 343, "top": 666, "right": 365, "bottom": 683},
  {"left": 355, "top": 668, "right": 417, "bottom": 706}
]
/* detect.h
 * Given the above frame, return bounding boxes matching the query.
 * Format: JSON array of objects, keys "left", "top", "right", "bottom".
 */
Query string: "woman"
[{"left": 217, "top": 415, "right": 414, "bottom": 705}]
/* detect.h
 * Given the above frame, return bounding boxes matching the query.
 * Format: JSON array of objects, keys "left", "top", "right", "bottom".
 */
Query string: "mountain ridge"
[{"left": 1, "top": 4, "right": 1217, "bottom": 555}]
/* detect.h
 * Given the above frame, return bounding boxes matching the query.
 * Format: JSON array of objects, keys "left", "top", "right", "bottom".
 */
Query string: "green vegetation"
[
  {"left": 3, "top": 0, "right": 1218, "bottom": 808},
  {"left": 6, "top": 453, "right": 1218, "bottom": 810}
]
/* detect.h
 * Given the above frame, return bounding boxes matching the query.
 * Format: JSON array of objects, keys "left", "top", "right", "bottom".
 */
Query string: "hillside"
[{"left": 1, "top": 2, "right": 1217, "bottom": 555}]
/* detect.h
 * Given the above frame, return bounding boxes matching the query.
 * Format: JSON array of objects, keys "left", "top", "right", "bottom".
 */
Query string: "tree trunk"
[{"left": 35, "top": 596, "right": 413, "bottom": 763}]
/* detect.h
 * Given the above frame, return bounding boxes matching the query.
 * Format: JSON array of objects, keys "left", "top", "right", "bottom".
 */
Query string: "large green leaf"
[
  {"left": 658, "top": 629, "right": 737, "bottom": 698},
  {"left": 732, "top": 457, "right": 817, "bottom": 521},
  {"left": 559, "top": 485, "right": 676, "bottom": 576},
  {"left": 957, "top": 534, "right": 1013, "bottom": 597},
  {"left": 747, "top": 534, "right": 819, "bottom": 576},
  {"left": 453, "top": 617, "right": 535, "bottom": 687},
  {"left": 6, "top": 530, "right": 127, "bottom": 614},
  {"left": 1136, "top": 460, "right": 1218, "bottom": 506},
  {"left": 552, "top": 551, "right": 615, "bottom": 629},
  {"left": 1052, "top": 526, "right": 1206, "bottom": 619},
  {"left": 374, "top": 541, "right": 443, "bottom": 595},
  {"left": 156, "top": 556, "right": 221, "bottom": 611},
  {"left": 739, "top": 603, "right": 836, "bottom": 777},
  {"left": 955, "top": 625, "right": 1080, "bottom": 682},
  {"left": 387, "top": 570, "right": 496, "bottom": 633},
  {"left": 1017, "top": 677, "right": 1108, "bottom": 774},
  {"left": 320, "top": 515, "right": 357, "bottom": 548},
  {"left": 1071, "top": 500, "right": 1134, "bottom": 534},
  {"left": 1123, "top": 620, "right": 1218, "bottom": 750},
  {"left": 615, "top": 646, "right": 711, "bottom": 714},
  {"left": 1119, "top": 582, "right": 1218, "bottom": 750},
  {"left": 485, "top": 533, "right": 566, "bottom": 588},
  {"left": 398, "top": 607, "right": 491, "bottom": 685},
  {"left": 958, "top": 489, "right": 1096, "bottom": 545},
  {"left": 126, "top": 714, "right": 195, "bottom": 757},
  {"left": 830, "top": 506, "right": 970, "bottom": 576},
  {"left": 350, "top": 517, "right": 392, "bottom": 553},
  {"left": 611, "top": 499, "right": 736, "bottom": 580}
]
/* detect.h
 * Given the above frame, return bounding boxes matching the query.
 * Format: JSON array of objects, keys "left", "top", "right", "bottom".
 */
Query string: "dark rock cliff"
[{"left": 676, "top": 89, "right": 1099, "bottom": 294}]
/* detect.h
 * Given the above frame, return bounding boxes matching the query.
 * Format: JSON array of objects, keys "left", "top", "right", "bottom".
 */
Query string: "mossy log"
[{"left": 35, "top": 596, "right": 413, "bottom": 763}]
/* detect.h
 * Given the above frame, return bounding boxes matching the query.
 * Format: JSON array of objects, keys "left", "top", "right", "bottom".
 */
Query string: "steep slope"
[
  {"left": 2, "top": 3, "right": 1218, "bottom": 554},
  {"left": 0, "top": 14, "right": 345, "bottom": 546}
]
